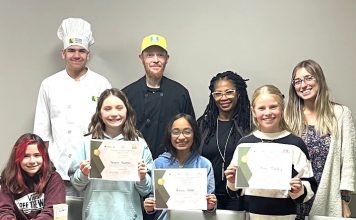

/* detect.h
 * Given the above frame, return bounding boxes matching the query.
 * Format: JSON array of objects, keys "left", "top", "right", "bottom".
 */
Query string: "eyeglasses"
[
  {"left": 211, "top": 89, "right": 236, "bottom": 100},
  {"left": 171, "top": 128, "right": 193, "bottom": 137},
  {"left": 292, "top": 75, "right": 316, "bottom": 87}
]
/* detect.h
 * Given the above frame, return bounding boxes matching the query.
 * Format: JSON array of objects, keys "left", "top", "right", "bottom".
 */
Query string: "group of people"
[{"left": 0, "top": 17, "right": 355, "bottom": 220}]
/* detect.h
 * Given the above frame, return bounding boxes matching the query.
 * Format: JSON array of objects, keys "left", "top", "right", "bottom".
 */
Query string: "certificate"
[
  {"left": 235, "top": 143, "right": 292, "bottom": 190},
  {"left": 90, "top": 139, "right": 141, "bottom": 181},
  {"left": 153, "top": 168, "right": 207, "bottom": 210}
]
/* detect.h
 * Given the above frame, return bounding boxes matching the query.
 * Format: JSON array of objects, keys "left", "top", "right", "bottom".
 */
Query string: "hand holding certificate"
[
  {"left": 90, "top": 139, "right": 141, "bottom": 181},
  {"left": 153, "top": 168, "right": 208, "bottom": 210},
  {"left": 235, "top": 143, "right": 292, "bottom": 190}
]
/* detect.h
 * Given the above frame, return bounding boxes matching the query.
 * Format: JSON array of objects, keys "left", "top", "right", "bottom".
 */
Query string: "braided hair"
[{"left": 198, "top": 71, "right": 251, "bottom": 144}]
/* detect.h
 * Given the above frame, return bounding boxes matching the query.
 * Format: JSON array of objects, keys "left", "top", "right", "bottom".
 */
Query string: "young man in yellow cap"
[
  {"left": 123, "top": 34, "right": 195, "bottom": 160},
  {"left": 33, "top": 18, "right": 111, "bottom": 196}
]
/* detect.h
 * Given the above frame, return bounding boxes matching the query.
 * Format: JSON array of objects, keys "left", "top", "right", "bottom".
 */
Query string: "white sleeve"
[
  {"left": 33, "top": 82, "right": 52, "bottom": 142},
  {"left": 339, "top": 106, "right": 356, "bottom": 192}
]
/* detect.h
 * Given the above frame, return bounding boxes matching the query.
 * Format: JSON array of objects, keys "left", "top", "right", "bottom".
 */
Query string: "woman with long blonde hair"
[{"left": 285, "top": 59, "right": 355, "bottom": 218}]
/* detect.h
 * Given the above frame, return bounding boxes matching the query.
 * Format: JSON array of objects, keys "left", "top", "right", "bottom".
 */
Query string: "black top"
[
  {"left": 202, "top": 120, "right": 241, "bottom": 194},
  {"left": 227, "top": 131, "right": 318, "bottom": 216},
  {"left": 123, "top": 76, "right": 195, "bottom": 159}
]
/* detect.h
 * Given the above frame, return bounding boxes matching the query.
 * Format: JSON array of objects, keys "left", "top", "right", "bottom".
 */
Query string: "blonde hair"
[
  {"left": 251, "top": 85, "right": 291, "bottom": 132},
  {"left": 285, "top": 59, "right": 337, "bottom": 137}
]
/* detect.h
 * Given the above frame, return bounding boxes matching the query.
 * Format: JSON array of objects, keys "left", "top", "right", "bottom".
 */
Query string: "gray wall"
[{"left": 1, "top": 0, "right": 355, "bottom": 171}]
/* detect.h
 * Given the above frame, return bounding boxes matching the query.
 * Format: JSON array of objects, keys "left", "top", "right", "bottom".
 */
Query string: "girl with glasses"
[
  {"left": 285, "top": 59, "right": 356, "bottom": 218},
  {"left": 144, "top": 113, "right": 217, "bottom": 219}
]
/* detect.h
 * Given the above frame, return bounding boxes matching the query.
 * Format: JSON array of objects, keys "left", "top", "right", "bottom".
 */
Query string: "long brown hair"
[
  {"left": 86, "top": 88, "right": 141, "bottom": 140},
  {"left": 285, "top": 59, "right": 336, "bottom": 136}
]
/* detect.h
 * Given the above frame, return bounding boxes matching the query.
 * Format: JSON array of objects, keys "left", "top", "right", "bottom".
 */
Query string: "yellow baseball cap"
[{"left": 141, "top": 34, "right": 167, "bottom": 53}]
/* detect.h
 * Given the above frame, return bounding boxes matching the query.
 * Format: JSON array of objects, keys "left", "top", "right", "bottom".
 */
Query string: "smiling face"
[
  {"left": 170, "top": 117, "right": 194, "bottom": 155},
  {"left": 20, "top": 144, "right": 43, "bottom": 176},
  {"left": 100, "top": 95, "right": 127, "bottom": 135},
  {"left": 62, "top": 45, "right": 89, "bottom": 75},
  {"left": 139, "top": 46, "right": 169, "bottom": 82},
  {"left": 252, "top": 94, "right": 283, "bottom": 133},
  {"left": 213, "top": 79, "right": 239, "bottom": 119},
  {"left": 293, "top": 67, "right": 319, "bottom": 102}
]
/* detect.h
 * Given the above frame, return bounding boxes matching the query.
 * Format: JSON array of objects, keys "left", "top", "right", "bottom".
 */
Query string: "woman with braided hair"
[{"left": 197, "top": 70, "right": 252, "bottom": 210}]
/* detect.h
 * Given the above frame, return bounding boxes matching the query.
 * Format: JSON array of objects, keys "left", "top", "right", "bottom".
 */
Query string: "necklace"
[{"left": 216, "top": 118, "right": 234, "bottom": 181}]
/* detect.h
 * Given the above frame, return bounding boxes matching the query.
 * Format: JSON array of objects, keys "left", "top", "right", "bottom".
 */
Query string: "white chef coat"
[{"left": 34, "top": 69, "right": 111, "bottom": 180}]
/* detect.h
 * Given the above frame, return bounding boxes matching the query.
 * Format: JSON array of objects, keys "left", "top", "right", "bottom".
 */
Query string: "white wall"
[{"left": 1, "top": 0, "right": 355, "bottom": 170}]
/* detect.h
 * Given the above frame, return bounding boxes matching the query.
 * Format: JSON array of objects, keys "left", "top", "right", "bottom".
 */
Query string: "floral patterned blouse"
[{"left": 302, "top": 125, "right": 331, "bottom": 184}]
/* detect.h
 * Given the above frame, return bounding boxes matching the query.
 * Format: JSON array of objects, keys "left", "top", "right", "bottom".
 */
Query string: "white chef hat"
[{"left": 57, "top": 18, "right": 94, "bottom": 51}]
